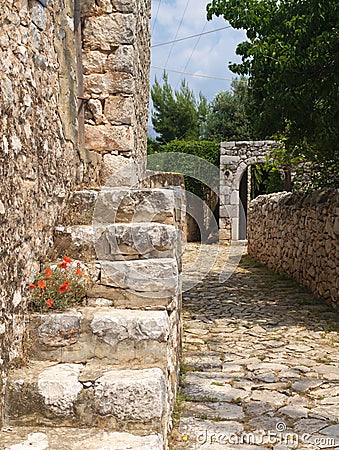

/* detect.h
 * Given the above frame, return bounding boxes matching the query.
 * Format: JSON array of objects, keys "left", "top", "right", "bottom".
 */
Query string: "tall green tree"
[
  {"left": 151, "top": 73, "right": 208, "bottom": 144},
  {"left": 203, "top": 78, "right": 256, "bottom": 141},
  {"left": 207, "top": 0, "right": 339, "bottom": 187}
]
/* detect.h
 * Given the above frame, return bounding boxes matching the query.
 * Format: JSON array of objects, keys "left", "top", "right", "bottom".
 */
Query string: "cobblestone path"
[{"left": 171, "top": 243, "right": 339, "bottom": 450}]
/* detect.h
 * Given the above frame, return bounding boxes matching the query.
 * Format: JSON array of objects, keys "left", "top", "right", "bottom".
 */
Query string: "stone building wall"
[
  {"left": 81, "top": 0, "right": 151, "bottom": 186},
  {"left": 248, "top": 190, "right": 339, "bottom": 307},
  {"left": 0, "top": 0, "right": 81, "bottom": 421}
]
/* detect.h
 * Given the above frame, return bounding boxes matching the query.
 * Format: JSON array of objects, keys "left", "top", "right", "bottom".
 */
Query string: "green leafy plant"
[{"left": 29, "top": 256, "right": 88, "bottom": 312}]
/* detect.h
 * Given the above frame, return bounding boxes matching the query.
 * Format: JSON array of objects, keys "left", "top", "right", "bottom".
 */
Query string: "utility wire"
[
  {"left": 152, "top": 66, "right": 248, "bottom": 82},
  {"left": 175, "top": 21, "right": 208, "bottom": 89},
  {"left": 151, "top": 0, "right": 162, "bottom": 34},
  {"left": 151, "top": 25, "right": 232, "bottom": 48},
  {"left": 164, "top": 0, "right": 190, "bottom": 69}
]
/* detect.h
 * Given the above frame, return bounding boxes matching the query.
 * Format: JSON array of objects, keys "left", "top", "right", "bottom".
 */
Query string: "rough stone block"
[
  {"left": 33, "top": 310, "right": 82, "bottom": 347},
  {"left": 94, "top": 368, "right": 166, "bottom": 421},
  {"left": 93, "top": 187, "right": 176, "bottom": 225},
  {"left": 6, "top": 363, "right": 167, "bottom": 431},
  {"left": 84, "top": 124, "right": 134, "bottom": 154},
  {"left": 104, "top": 95, "right": 134, "bottom": 125},
  {"left": 87, "top": 284, "right": 176, "bottom": 309},
  {"left": 90, "top": 309, "right": 170, "bottom": 345},
  {"left": 28, "top": 308, "right": 171, "bottom": 367},
  {"left": 101, "top": 154, "right": 139, "bottom": 187},
  {"left": 105, "top": 45, "right": 135, "bottom": 74},
  {"left": 100, "top": 258, "right": 179, "bottom": 293},
  {"left": 53, "top": 222, "right": 178, "bottom": 261},
  {"left": 95, "top": 222, "right": 178, "bottom": 260},
  {"left": 83, "top": 14, "right": 136, "bottom": 50},
  {"left": 84, "top": 73, "right": 134, "bottom": 96},
  {"left": 53, "top": 225, "right": 97, "bottom": 260}
]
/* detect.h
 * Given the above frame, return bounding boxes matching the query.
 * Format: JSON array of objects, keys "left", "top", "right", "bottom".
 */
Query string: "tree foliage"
[
  {"left": 203, "top": 78, "right": 257, "bottom": 141},
  {"left": 207, "top": 0, "right": 339, "bottom": 186},
  {"left": 151, "top": 73, "right": 208, "bottom": 144}
]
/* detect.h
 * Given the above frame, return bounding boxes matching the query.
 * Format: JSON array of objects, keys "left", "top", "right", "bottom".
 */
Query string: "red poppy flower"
[
  {"left": 76, "top": 268, "right": 83, "bottom": 276},
  {"left": 63, "top": 256, "right": 72, "bottom": 263},
  {"left": 29, "top": 284, "right": 36, "bottom": 290},
  {"left": 59, "top": 280, "right": 70, "bottom": 293},
  {"left": 46, "top": 298, "right": 53, "bottom": 308},
  {"left": 38, "top": 280, "right": 47, "bottom": 289},
  {"left": 45, "top": 268, "right": 53, "bottom": 279},
  {"left": 58, "top": 262, "right": 68, "bottom": 269}
]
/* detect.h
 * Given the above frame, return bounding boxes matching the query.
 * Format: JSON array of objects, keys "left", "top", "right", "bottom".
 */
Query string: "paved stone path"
[{"left": 171, "top": 243, "right": 339, "bottom": 450}]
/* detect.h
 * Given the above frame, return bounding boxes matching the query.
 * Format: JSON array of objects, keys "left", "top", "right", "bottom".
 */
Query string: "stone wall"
[
  {"left": 0, "top": 0, "right": 81, "bottom": 422},
  {"left": 248, "top": 190, "right": 339, "bottom": 307},
  {"left": 81, "top": 0, "right": 151, "bottom": 186}
]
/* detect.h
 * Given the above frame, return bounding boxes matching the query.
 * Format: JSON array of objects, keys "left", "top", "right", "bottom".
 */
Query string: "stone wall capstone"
[
  {"left": 0, "top": 0, "right": 81, "bottom": 424},
  {"left": 248, "top": 190, "right": 339, "bottom": 307}
]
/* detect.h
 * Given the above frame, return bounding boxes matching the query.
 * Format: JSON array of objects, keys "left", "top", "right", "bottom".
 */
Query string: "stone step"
[
  {"left": 5, "top": 362, "right": 167, "bottom": 434},
  {"left": 53, "top": 222, "right": 178, "bottom": 262},
  {"left": 65, "top": 187, "right": 180, "bottom": 226},
  {"left": 28, "top": 308, "right": 170, "bottom": 367},
  {"left": 87, "top": 257, "right": 180, "bottom": 310},
  {"left": 0, "top": 427, "right": 164, "bottom": 449}
]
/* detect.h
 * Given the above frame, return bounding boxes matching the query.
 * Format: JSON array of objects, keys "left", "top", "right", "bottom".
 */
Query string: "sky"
[{"left": 150, "top": 0, "right": 247, "bottom": 104}]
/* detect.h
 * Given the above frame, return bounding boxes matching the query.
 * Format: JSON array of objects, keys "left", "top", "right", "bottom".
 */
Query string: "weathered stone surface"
[
  {"left": 182, "top": 372, "right": 249, "bottom": 402},
  {"left": 0, "top": 428, "right": 163, "bottom": 450},
  {"left": 95, "top": 222, "right": 177, "bottom": 260},
  {"left": 248, "top": 189, "right": 339, "bottom": 307},
  {"left": 84, "top": 73, "right": 134, "bottom": 96},
  {"left": 0, "top": 0, "right": 82, "bottom": 414},
  {"left": 53, "top": 222, "right": 178, "bottom": 261},
  {"left": 6, "top": 363, "right": 167, "bottom": 430},
  {"left": 93, "top": 187, "right": 176, "bottom": 225},
  {"left": 37, "top": 364, "right": 83, "bottom": 416},
  {"left": 83, "top": 14, "right": 136, "bottom": 49},
  {"left": 53, "top": 225, "right": 97, "bottom": 260},
  {"left": 182, "top": 401, "right": 244, "bottom": 420},
  {"left": 87, "top": 283, "right": 176, "bottom": 309},
  {"left": 178, "top": 417, "right": 244, "bottom": 445},
  {"left": 84, "top": 124, "right": 134, "bottom": 154},
  {"left": 33, "top": 311, "right": 81, "bottom": 347},
  {"left": 100, "top": 259, "right": 179, "bottom": 293},
  {"left": 173, "top": 243, "right": 339, "bottom": 450},
  {"left": 104, "top": 95, "right": 134, "bottom": 125},
  {"left": 102, "top": 154, "right": 139, "bottom": 187},
  {"left": 28, "top": 308, "right": 171, "bottom": 368},
  {"left": 94, "top": 368, "right": 166, "bottom": 420},
  {"left": 90, "top": 310, "right": 170, "bottom": 344}
]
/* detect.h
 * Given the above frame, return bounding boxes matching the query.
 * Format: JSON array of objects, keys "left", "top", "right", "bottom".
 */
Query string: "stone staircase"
[{"left": 1, "top": 186, "right": 184, "bottom": 449}]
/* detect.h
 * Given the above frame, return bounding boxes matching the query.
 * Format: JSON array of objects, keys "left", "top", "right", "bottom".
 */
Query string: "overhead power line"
[
  {"left": 175, "top": 22, "right": 208, "bottom": 89},
  {"left": 164, "top": 0, "right": 190, "bottom": 69},
  {"left": 151, "top": 26, "right": 232, "bottom": 48},
  {"left": 151, "top": 0, "right": 162, "bottom": 34},
  {"left": 151, "top": 66, "right": 248, "bottom": 82}
]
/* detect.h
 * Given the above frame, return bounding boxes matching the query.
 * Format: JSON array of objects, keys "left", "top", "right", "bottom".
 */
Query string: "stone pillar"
[{"left": 81, "top": 0, "right": 151, "bottom": 187}]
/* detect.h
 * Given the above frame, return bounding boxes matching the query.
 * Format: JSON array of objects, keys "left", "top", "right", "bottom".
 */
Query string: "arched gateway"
[{"left": 219, "top": 140, "right": 281, "bottom": 242}]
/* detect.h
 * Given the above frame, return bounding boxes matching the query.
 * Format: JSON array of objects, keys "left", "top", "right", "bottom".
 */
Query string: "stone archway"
[{"left": 219, "top": 140, "right": 281, "bottom": 242}]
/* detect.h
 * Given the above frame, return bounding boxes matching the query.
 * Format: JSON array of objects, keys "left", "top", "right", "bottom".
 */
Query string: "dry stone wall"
[
  {"left": 0, "top": 0, "right": 81, "bottom": 423},
  {"left": 81, "top": 0, "right": 151, "bottom": 186},
  {"left": 248, "top": 190, "right": 339, "bottom": 307}
]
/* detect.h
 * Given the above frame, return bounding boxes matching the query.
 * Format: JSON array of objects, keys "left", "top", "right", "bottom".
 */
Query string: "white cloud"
[{"left": 150, "top": 0, "right": 246, "bottom": 102}]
